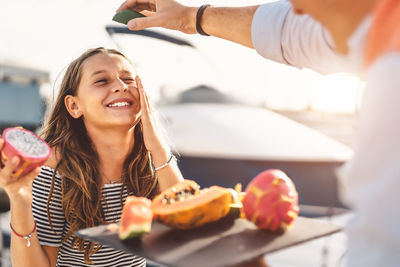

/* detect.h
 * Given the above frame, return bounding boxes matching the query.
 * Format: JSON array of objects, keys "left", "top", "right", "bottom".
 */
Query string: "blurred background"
[{"left": 0, "top": 0, "right": 363, "bottom": 266}]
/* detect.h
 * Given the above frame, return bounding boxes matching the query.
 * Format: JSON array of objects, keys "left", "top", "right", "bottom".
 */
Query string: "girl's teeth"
[{"left": 109, "top": 102, "right": 129, "bottom": 107}]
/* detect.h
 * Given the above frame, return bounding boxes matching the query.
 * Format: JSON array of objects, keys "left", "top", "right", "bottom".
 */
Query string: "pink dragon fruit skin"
[
  {"left": 242, "top": 169, "right": 299, "bottom": 231},
  {"left": 1, "top": 127, "right": 51, "bottom": 178}
]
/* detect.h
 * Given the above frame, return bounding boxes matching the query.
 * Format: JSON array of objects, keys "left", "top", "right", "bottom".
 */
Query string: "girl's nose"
[{"left": 113, "top": 78, "right": 128, "bottom": 92}]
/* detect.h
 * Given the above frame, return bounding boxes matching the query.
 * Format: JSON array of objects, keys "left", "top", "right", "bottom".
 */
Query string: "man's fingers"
[
  {"left": 116, "top": 0, "right": 139, "bottom": 12},
  {"left": 141, "top": 10, "right": 155, "bottom": 17},
  {"left": 117, "top": 4, "right": 153, "bottom": 13},
  {"left": 127, "top": 15, "right": 161, "bottom": 31},
  {"left": 116, "top": 2, "right": 129, "bottom": 13},
  {"left": 135, "top": 3, "right": 156, "bottom": 12},
  {"left": 116, "top": 0, "right": 156, "bottom": 13},
  {"left": 0, "top": 138, "right": 4, "bottom": 150}
]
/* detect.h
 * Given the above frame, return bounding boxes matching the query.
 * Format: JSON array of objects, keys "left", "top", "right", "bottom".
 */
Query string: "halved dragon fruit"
[{"left": 1, "top": 127, "right": 51, "bottom": 177}]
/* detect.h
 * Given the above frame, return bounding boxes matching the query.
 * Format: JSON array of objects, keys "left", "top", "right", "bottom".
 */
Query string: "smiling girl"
[{"left": 0, "top": 47, "right": 183, "bottom": 266}]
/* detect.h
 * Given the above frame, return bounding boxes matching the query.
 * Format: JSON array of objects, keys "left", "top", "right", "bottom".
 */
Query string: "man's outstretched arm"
[{"left": 116, "top": 0, "right": 258, "bottom": 48}]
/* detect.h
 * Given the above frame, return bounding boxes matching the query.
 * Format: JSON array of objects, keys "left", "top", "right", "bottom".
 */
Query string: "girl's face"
[{"left": 68, "top": 53, "right": 141, "bottom": 130}]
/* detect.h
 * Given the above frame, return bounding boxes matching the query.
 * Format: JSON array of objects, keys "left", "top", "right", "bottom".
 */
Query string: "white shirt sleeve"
[
  {"left": 338, "top": 53, "right": 400, "bottom": 266},
  {"left": 251, "top": 0, "right": 352, "bottom": 74},
  {"left": 251, "top": 2, "right": 400, "bottom": 264}
]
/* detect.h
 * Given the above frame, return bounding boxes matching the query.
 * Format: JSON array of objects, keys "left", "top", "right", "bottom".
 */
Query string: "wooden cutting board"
[{"left": 76, "top": 217, "right": 341, "bottom": 267}]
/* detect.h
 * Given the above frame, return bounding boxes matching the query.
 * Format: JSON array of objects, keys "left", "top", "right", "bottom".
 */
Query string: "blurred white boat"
[
  {"left": 108, "top": 26, "right": 353, "bottom": 208},
  {"left": 158, "top": 86, "right": 352, "bottom": 207}
]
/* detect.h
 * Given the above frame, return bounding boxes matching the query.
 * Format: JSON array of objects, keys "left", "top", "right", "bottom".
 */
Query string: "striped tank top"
[{"left": 32, "top": 166, "right": 146, "bottom": 267}]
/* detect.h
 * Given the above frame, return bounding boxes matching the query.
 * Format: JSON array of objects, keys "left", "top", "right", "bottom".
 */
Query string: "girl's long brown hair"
[{"left": 41, "top": 47, "right": 160, "bottom": 263}]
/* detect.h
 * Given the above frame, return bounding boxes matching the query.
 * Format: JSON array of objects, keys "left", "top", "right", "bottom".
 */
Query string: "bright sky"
[{"left": 0, "top": 0, "right": 364, "bottom": 113}]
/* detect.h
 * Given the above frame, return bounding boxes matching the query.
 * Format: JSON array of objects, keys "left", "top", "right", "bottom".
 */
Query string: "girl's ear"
[{"left": 65, "top": 95, "right": 82, "bottom": 119}]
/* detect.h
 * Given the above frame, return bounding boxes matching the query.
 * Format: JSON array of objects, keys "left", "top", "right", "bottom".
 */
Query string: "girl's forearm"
[{"left": 9, "top": 197, "right": 51, "bottom": 267}]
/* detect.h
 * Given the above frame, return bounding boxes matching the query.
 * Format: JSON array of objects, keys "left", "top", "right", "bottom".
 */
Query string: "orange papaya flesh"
[
  {"left": 152, "top": 180, "right": 232, "bottom": 229},
  {"left": 119, "top": 196, "right": 153, "bottom": 240},
  {"left": 155, "top": 179, "right": 201, "bottom": 207}
]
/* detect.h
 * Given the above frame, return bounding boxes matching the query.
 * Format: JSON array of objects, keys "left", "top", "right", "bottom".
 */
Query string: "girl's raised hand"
[{"left": 136, "top": 76, "right": 168, "bottom": 154}]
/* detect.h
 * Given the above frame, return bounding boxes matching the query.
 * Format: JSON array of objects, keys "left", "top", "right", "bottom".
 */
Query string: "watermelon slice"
[{"left": 119, "top": 196, "right": 153, "bottom": 240}]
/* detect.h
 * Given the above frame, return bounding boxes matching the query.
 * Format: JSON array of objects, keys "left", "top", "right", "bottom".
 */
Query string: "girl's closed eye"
[
  {"left": 123, "top": 77, "right": 136, "bottom": 84},
  {"left": 95, "top": 78, "right": 108, "bottom": 85}
]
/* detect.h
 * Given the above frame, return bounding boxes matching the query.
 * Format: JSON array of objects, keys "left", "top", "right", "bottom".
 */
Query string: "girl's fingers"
[
  {"left": 0, "top": 138, "right": 3, "bottom": 168},
  {"left": 143, "top": 90, "right": 153, "bottom": 113},
  {"left": 2, "top": 156, "right": 20, "bottom": 178},
  {"left": 137, "top": 76, "right": 152, "bottom": 112},
  {"left": 136, "top": 76, "right": 150, "bottom": 113},
  {"left": 22, "top": 167, "right": 41, "bottom": 183},
  {"left": 137, "top": 79, "right": 146, "bottom": 112}
]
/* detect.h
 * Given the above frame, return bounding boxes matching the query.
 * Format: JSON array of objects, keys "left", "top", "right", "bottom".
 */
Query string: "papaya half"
[{"left": 151, "top": 180, "right": 236, "bottom": 229}]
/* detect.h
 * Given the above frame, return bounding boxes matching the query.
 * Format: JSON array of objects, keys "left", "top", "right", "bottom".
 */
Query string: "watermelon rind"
[
  {"left": 226, "top": 202, "right": 243, "bottom": 219},
  {"left": 118, "top": 223, "right": 151, "bottom": 240}
]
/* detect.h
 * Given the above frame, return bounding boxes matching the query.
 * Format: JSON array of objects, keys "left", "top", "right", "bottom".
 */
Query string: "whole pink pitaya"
[{"left": 242, "top": 169, "right": 299, "bottom": 231}]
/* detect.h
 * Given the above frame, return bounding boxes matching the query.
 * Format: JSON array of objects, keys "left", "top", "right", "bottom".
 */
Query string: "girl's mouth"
[{"left": 107, "top": 101, "right": 132, "bottom": 108}]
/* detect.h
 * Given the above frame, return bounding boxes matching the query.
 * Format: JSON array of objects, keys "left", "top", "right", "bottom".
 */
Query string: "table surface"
[{"left": 76, "top": 217, "right": 342, "bottom": 267}]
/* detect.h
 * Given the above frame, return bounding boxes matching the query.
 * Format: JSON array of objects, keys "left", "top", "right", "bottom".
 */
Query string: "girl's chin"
[
  {"left": 100, "top": 120, "right": 139, "bottom": 129},
  {"left": 85, "top": 114, "right": 140, "bottom": 129}
]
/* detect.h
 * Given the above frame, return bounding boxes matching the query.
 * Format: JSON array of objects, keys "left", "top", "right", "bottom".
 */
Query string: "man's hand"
[{"left": 116, "top": 0, "right": 198, "bottom": 34}]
